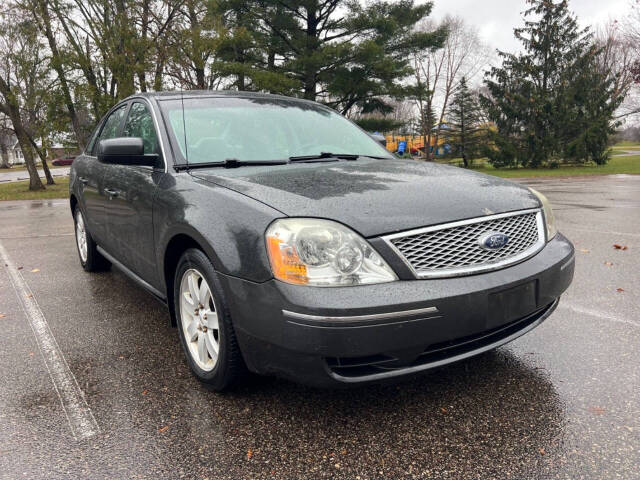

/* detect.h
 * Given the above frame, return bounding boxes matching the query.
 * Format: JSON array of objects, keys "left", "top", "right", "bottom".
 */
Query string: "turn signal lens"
[
  {"left": 265, "top": 218, "right": 397, "bottom": 287},
  {"left": 266, "top": 236, "right": 308, "bottom": 285}
]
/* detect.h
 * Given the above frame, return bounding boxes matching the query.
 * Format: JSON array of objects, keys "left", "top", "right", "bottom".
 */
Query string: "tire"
[
  {"left": 173, "top": 248, "right": 245, "bottom": 391},
  {"left": 73, "top": 207, "right": 111, "bottom": 272}
]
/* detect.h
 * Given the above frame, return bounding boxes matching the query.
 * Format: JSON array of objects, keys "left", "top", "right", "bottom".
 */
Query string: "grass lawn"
[
  {"left": 611, "top": 141, "right": 640, "bottom": 149},
  {"left": 611, "top": 142, "right": 640, "bottom": 156},
  {"left": 471, "top": 155, "right": 640, "bottom": 178},
  {"left": 0, "top": 177, "right": 69, "bottom": 201}
]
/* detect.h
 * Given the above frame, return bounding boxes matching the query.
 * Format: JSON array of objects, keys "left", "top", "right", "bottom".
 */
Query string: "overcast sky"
[{"left": 430, "top": 0, "right": 630, "bottom": 54}]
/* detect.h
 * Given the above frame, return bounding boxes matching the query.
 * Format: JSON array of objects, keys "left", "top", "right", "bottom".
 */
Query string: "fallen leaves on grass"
[
  {"left": 604, "top": 261, "right": 613, "bottom": 266},
  {"left": 538, "top": 448, "right": 546, "bottom": 456},
  {"left": 158, "top": 425, "right": 169, "bottom": 433},
  {"left": 588, "top": 406, "right": 606, "bottom": 416},
  {"left": 617, "top": 288, "right": 625, "bottom": 293},
  {"left": 613, "top": 244, "right": 628, "bottom": 250},
  {"left": 17, "top": 266, "right": 23, "bottom": 270},
  {"left": 0, "top": 313, "right": 5, "bottom": 318},
  {"left": 30, "top": 268, "right": 40, "bottom": 273},
  {"left": 142, "top": 389, "right": 149, "bottom": 395},
  {"left": 26, "top": 293, "right": 33, "bottom": 298},
  {"left": 247, "top": 449, "right": 253, "bottom": 460}
]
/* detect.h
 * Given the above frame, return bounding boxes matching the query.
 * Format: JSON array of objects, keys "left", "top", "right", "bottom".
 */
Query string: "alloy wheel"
[
  {"left": 75, "top": 210, "right": 88, "bottom": 263},
  {"left": 179, "top": 268, "right": 220, "bottom": 371}
]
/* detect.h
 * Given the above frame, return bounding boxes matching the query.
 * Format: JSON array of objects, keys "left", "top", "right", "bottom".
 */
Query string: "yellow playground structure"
[{"left": 384, "top": 134, "right": 449, "bottom": 156}]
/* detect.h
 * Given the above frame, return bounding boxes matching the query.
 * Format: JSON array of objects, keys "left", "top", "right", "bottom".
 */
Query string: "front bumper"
[{"left": 220, "top": 233, "right": 575, "bottom": 387}]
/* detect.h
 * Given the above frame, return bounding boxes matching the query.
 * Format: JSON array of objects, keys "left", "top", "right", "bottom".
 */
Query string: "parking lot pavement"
[
  {"left": 0, "top": 167, "right": 70, "bottom": 183},
  {"left": 0, "top": 175, "right": 638, "bottom": 480}
]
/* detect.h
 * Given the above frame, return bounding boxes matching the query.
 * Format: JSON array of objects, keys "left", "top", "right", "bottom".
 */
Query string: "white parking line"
[
  {"left": 558, "top": 303, "right": 639, "bottom": 328},
  {"left": 0, "top": 241, "right": 99, "bottom": 440}
]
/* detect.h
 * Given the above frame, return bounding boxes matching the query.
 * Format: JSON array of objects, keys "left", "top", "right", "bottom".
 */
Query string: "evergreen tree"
[
  {"left": 559, "top": 49, "right": 622, "bottom": 164},
  {"left": 481, "top": 0, "right": 619, "bottom": 167},
  {"left": 253, "top": 0, "right": 447, "bottom": 116},
  {"left": 444, "top": 77, "right": 484, "bottom": 167}
]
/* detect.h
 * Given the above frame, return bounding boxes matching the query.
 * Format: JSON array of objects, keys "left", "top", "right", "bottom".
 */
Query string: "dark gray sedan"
[{"left": 69, "top": 91, "right": 575, "bottom": 390}]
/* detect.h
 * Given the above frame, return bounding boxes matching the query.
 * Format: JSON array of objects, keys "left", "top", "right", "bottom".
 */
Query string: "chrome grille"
[{"left": 383, "top": 210, "right": 545, "bottom": 278}]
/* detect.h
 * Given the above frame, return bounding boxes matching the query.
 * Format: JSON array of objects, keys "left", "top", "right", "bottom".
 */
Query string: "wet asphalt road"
[{"left": 0, "top": 174, "right": 638, "bottom": 479}]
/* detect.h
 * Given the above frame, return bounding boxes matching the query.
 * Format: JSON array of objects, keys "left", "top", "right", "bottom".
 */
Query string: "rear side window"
[
  {"left": 91, "top": 104, "right": 127, "bottom": 155},
  {"left": 123, "top": 102, "right": 160, "bottom": 155}
]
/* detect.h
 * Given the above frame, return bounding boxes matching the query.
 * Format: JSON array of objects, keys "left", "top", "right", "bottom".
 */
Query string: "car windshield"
[{"left": 160, "top": 96, "right": 392, "bottom": 164}]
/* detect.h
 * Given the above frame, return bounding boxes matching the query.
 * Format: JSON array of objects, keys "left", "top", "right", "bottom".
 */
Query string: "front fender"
[{"left": 154, "top": 172, "right": 284, "bottom": 291}]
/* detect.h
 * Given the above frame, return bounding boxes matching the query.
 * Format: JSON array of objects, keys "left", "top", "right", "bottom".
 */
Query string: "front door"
[
  {"left": 81, "top": 104, "right": 128, "bottom": 245},
  {"left": 102, "top": 100, "right": 165, "bottom": 286}
]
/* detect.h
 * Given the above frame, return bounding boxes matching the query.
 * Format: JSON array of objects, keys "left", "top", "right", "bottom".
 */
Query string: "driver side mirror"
[{"left": 97, "top": 137, "right": 159, "bottom": 167}]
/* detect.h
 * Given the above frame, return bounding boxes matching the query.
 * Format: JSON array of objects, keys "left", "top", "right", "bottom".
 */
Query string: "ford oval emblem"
[{"left": 478, "top": 232, "right": 510, "bottom": 251}]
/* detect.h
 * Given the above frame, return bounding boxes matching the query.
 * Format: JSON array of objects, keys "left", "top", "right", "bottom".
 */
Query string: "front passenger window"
[
  {"left": 123, "top": 102, "right": 160, "bottom": 155},
  {"left": 91, "top": 104, "right": 127, "bottom": 155}
]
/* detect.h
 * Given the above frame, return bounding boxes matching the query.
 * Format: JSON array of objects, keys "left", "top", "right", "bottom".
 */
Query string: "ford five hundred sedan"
[{"left": 70, "top": 91, "right": 575, "bottom": 390}]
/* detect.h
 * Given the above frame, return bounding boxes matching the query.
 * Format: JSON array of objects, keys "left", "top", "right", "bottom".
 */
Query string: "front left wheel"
[
  {"left": 174, "top": 248, "right": 245, "bottom": 391},
  {"left": 74, "top": 207, "right": 111, "bottom": 272}
]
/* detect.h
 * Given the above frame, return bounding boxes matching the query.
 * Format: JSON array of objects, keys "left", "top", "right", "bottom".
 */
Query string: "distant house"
[
  {"left": 7, "top": 139, "right": 25, "bottom": 165},
  {"left": 1, "top": 135, "right": 78, "bottom": 166}
]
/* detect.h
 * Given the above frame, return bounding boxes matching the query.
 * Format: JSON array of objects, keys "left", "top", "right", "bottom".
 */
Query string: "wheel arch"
[
  {"left": 162, "top": 229, "right": 221, "bottom": 327},
  {"left": 70, "top": 193, "right": 78, "bottom": 214}
]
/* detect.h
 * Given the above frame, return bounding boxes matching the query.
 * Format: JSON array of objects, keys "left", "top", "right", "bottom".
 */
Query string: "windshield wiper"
[
  {"left": 173, "top": 158, "right": 288, "bottom": 171},
  {"left": 289, "top": 152, "right": 358, "bottom": 162},
  {"left": 289, "top": 152, "right": 388, "bottom": 162}
]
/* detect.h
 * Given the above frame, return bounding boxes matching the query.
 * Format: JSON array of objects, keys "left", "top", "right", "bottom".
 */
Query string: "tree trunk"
[
  {"left": 113, "top": 0, "right": 135, "bottom": 98},
  {"left": 12, "top": 127, "right": 43, "bottom": 189},
  {"left": 0, "top": 78, "right": 44, "bottom": 190},
  {"left": 41, "top": 153, "right": 54, "bottom": 185},
  {"left": 28, "top": 134, "right": 54, "bottom": 185},
  {"left": 187, "top": 0, "right": 206, "bottom": 89},
  {"left": 461, "top": 100, "right": 467, "bottom": 168},
  {"left": 34, "top": 0, "right": 86, "bottom": 150},
  {"left": 303, "top": 8, "right": 319, "bottom": 100},
  {"left": 426, "top": 102, "right": 434, "bottom": 161},
  {"left": 17, "top": 129, "right": 43, "bottom": 190},
  {"left": 138, "top": 0, "right": 150, "bottom": 92},
  {"left": 153, "top": 57, "right": 165, "bottom": 91},
  {"left": 0, "top": 142, "right": 9, "bottom": 168}
]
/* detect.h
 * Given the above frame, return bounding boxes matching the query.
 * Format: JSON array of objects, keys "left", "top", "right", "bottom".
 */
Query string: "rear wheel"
[
  {"left": 74, "top": 207, "right": 110, "bottom": 272},
  {"left": 174, "top": 248, "right": 244, "bottom": 390}
]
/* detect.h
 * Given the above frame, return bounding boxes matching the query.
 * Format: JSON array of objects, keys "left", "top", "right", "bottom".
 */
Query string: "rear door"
[
  {"left": 102, "top": 99, "right": 165, "bottom": 284},
  {"left": 79, "top": 104, "right": 128, "bottom": 245}
]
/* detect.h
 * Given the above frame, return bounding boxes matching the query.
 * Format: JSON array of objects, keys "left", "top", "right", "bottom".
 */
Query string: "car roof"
[{"left": 124, "top": 90, "right": 320, "bottom": 107}]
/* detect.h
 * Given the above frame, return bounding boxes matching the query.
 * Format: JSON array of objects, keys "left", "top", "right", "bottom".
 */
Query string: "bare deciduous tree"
[
  {"left": 412, "top": 16, "right": 491, "bottom": 158},
  {"left": 0, "top": 8, "right": 44, "bottom": 189},
  {"left": 595, "top": 20, "right": 639, "bottom": 121}
]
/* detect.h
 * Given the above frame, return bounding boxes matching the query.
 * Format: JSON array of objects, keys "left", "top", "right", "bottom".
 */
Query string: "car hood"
[{"left": 190, "top": 158, "right": 540, "bottom": 238}]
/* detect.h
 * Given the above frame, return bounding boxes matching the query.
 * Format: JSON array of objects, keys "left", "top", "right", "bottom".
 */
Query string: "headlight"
[
  {"left": 265, "top": 218, "right": 398, "bottom": 286},
  {"left": 530, "top": 188, "right": 557, "bottom": 241}
]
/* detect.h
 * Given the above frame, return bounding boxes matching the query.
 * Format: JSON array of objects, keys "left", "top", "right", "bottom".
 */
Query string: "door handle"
[
  {"left": 104, "top": 188, "right": 120, "bottom": 198},
  {"left": 78, "top": 176, "right": 89, "bottom": 185}
]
